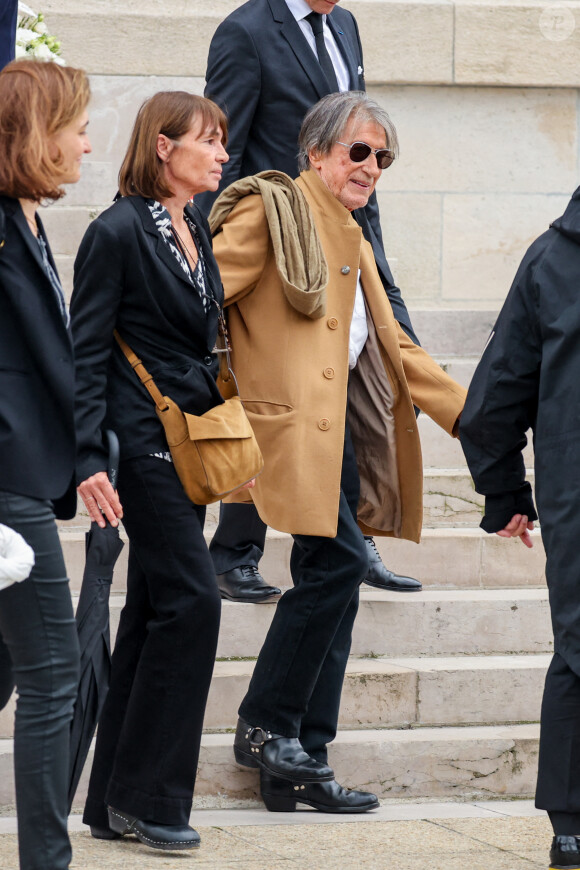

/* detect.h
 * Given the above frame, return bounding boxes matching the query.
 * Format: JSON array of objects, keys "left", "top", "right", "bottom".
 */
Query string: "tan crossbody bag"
[{"left": 114, "top": 329, "right": 263, "bottom": 505}]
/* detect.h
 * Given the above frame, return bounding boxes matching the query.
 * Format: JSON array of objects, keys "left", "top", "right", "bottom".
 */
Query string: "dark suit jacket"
[
  {"left": 0, "top": 1, "right": 17, "bottom": 71},
  {"left": 70, "top": 196, "right": 224, "bottom": 484},
  {"left": 0, "top": 196, "right": 77, "bottom": 518},
  {"left": 200, "top": 0, "right": 418, "bottom": 341}
]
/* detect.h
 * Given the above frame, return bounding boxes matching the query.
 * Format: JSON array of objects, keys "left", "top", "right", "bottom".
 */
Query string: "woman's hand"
[
  {"left": 230, "top": 478, "right": 256, "bottom": 498},
  {"left": 78, "top": 471, "right": 123, "bottom": 529},
  {"left": 496, "top": 513, "right": 534, "bottom": 548}
]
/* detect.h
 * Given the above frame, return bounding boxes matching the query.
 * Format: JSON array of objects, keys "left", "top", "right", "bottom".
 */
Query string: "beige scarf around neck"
[{"left": 208, "top": 170, "right": 328, "bottom": 320}]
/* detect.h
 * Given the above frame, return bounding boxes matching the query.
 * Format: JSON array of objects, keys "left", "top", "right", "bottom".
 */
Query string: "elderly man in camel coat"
[{"left": 210, "top": 91, "right": 467, "bottom": 814}]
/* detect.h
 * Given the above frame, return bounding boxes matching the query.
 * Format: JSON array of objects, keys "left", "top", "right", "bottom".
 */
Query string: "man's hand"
[{"left": 496, "top": 513, "right": 534, "bottom": 548}]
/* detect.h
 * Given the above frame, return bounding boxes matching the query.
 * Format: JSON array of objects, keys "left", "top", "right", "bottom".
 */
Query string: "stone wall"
[{"left": 40, "top": 0, "right": 580, "bottom": 321}]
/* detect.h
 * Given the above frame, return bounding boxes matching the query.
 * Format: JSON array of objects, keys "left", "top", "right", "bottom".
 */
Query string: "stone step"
[
  {"left": 0, "top": 653, "right": 547, "bottom": 741},
  {"left": 64, "top": 467, "right": 519, "bottom": 532},
  {"left": 0, "top": 722, "right": 541, "bottom": 806},
  {"left": 59, "top": 525, "right": 546, "bottom": 594},
  {"left": 41, "top": 0, "right": 580, "bottom": 88},
  {"left": 93, "top": 588, "right": 551, "bottom": 661},
  {"left": 204, "top": 653, "right": 548, "bottom": 733}
]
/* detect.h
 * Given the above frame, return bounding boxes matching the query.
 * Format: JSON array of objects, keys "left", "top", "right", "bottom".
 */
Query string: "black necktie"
[{"left": 305, "top": 12, "right": 340, "bottom": 93}]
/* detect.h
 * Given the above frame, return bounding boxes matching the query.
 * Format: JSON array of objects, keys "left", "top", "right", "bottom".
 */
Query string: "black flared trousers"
[
  {"left": 238, "top": 421, "right": 369, "bottom": 762},
  {"left": 83, "top": 456, "right": 221, "bottom": 828},
  {"left": 537, "top": 651, "right": 580, "bottom": 834}
]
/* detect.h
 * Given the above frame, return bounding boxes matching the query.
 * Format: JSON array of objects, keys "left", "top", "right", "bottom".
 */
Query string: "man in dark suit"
[
  {"left": 201, "top": 0, "right": 423, "bottom": 602},
  {"left": 0, "top": 0, "right": 18, "bottom": 71}
]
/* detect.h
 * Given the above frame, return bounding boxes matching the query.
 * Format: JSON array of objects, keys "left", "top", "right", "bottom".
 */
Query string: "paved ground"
[{"left": 0, "top": 800, "right": 554, "bottom": 869}]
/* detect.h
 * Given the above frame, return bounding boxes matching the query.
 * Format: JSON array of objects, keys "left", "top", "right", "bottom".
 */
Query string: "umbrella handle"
[{"left": 105, "top": 430, "right": 120, "bottom": 490}]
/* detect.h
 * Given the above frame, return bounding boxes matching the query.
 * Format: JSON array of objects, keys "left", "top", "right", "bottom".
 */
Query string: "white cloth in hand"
[{"left": 0, "top": 524, "right": 35, "bottom": 592}]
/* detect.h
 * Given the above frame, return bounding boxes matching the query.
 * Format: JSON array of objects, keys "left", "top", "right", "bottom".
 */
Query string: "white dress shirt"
[
  {"left": 285, "top": 0, "right": 350, "bottom": 92},
  {"left": 349, "top": 271, "right": 369, "bottom": 368}
]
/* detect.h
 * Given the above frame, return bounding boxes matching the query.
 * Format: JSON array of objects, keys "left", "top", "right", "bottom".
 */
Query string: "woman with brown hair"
[
  {"left": 70, "top": 91, "right": 233, "bottom": 851},
  {"left": 0, "top": 59, "right": 91, "bottom": 870}
]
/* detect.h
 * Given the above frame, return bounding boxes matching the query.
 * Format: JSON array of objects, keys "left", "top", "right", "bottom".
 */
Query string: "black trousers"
[
  {"left": 238, "top": 422, "right": 369, "bottom": 761},
  {"left": 0, "top": 491, "right": 80, "bottom": 870},
  {"left": 536, "top": 651, "right": 580, "bottom": 834},
  {"left": 209, "top": 501, "right": 267, "bottom": 574},
  {"left": 83, "top": 456, "right": 221, "bottom": 828}
]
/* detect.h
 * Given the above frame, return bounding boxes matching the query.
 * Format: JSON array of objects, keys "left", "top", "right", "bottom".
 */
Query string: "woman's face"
[
  {"left": 309, "top": 117, "right": 386, "bottom": 212},
  {"left": 159, "top": 118, "right": 229, "bottom": 199},
  {"left": 50, "top": 110, "right": 92, "bottom": 185}
]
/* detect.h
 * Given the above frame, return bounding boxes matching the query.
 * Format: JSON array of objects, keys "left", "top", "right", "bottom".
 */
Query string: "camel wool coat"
[{"left": 213, "top": 170, "right": 466, "bottom": 541}]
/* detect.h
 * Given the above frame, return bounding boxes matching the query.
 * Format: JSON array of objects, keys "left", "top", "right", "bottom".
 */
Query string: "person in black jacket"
[
  {"left": 200, "top": 0, "right": 422, "bottom": 604},
  {"left": 70, "top": 91, "right": 240, "bottom": 852},
  {"left": 459, "top": 187, "right": 580, "bottom": 870},
  {"left": 0, "top": 0, "right": 17, "bottom": 71},
  {"left": 0, "top": 59, "right": 91, "bottom": 870}
]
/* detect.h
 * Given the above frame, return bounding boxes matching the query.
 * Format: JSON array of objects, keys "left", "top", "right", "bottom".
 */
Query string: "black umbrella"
[{"left": 68, "top": 431, "right": 124, "bottom": 811}]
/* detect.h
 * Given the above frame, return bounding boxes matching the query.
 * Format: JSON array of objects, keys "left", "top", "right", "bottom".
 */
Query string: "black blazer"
[
  {"left": 0, "top": 196, "right": 77, "bottom": 518},
  {"left": 200, "top": 0, "right": 418, "bottom": 341},
  {"left": 70, "top": 196, "right": 224, "bottom": 484}
]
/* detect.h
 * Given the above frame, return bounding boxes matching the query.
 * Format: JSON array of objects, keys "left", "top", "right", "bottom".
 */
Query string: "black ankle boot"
[
  {"left": 260, "top": 769, "right": 380, "bottom": 813},
  {"left": 233, "top": 718, "right": 334, "bottom": 782}
]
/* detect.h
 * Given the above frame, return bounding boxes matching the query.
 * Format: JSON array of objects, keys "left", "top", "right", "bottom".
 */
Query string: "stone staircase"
[
  {"left": 3, "top": 0, "right": 564, "bottom": 811},
  {"left": 0, "top": 328, "right": 550, "bottom": 809}
]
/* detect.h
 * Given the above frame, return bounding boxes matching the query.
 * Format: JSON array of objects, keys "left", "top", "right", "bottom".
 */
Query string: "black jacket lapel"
[
  {"left": 327, "top": 15, "right": 359, "bottom": 89},
  {"left": 128, "top": 196, "right": 203, "bottom": 292},
  {"left": 268, "top": 0, "right": 330, "bottom": 100}
]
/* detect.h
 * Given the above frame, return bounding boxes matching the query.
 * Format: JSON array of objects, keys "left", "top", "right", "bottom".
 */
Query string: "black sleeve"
[
  {"left": 198, "top": 19, "right": 262, "bottom": 216},
  {"left": 70, "top": 217, "right": 124, "bottom": 483},
  {"left": 459, "top": 256, "right": 542, "bottom": 532}
]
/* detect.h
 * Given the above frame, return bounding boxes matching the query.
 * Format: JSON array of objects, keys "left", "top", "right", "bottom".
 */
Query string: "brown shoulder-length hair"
[
  {"left": 118, "top": 91, "right": 228, "bottom": 201},
  {"left": 0, "top": 60, "right": 90, "bottom": 201}
]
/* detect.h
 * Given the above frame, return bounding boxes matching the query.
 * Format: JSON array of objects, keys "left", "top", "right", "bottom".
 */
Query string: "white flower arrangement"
[{"left": 16, "top": 2, "right": 65, "bottom": 65}]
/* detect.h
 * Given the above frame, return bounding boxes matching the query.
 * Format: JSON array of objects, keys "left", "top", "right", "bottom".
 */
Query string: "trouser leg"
[
  {"left": 536, "top": 652, "right": 580, "bottom": 833},
  {"left": 0, "top": 491, "right": 79, "bottom": 870},
  {"left": 84, "top": 457, "right": 221, "bottom": 827},
  {"left": 297, "top": 419, "right": 364, "bottom": 761},
  {"left": 239, "top": 421, "right": 367, "bottom": 737},
  {"left": 209, "top": 502, "right": 267, "bottom": 573}
]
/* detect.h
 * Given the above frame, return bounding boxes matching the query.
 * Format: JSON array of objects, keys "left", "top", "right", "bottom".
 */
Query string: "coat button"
[
  {"left": 327, "top": 317, "right": 338, "bottom": 329},
  {"left": 318, "top": 418, "right": 330, "bottom": 430},
  {"left": 204, "top": 355, "right": 213, "bottom": 365},
  {"left": 323, "top": 367, "right": 335, "bottom": 379},
  {"left": 341, "top": 266, "right": 350, "bottom": 275}
]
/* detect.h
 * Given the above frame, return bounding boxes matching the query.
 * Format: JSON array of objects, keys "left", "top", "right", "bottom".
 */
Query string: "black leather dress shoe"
[
  {"left": 260, "top": 770, "right": 380, "bottom": 813},
  {"left": 217, "top": 566, "right": 281, "bottom": 603},
  {"left": 233, "top": 717, "right": 334, "bottom": 782},
  {"left": 107, "top": 807, "right": 200, "bottom": 851},
  {"left": 550, "top": 835, "right": 580, "bottom": 869},
  {"left": 363, "top": 537, "right": 422, "bottom": 592}
]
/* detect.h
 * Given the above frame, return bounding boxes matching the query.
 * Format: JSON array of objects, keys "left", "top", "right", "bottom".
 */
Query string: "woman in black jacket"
[
  {"left": 0, "top": 60, "right": 91, "bottom": 870},
  {"left": 70, "top": 91, "right": 236, "bottom": 851}
]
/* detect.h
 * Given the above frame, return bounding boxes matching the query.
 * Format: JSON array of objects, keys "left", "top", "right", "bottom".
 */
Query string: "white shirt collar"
[{"left": 285, "top": 0, "right": 326, "bottom": 24}]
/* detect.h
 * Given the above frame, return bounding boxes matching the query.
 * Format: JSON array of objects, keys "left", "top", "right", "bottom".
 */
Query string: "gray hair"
[{"left": 297, "top": 91, "right": 398, "bottom": 172}]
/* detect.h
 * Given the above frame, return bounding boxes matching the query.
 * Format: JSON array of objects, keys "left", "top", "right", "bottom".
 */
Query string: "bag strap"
[{"left": 114, "top": 330, "right": 169, "bottom": 412}]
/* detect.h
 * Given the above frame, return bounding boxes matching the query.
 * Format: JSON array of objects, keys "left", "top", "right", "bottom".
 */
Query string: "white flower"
[
  {"left": 16, "top": 27, "right": 37, "bottom": 42},
  {"left": 31, "top": 42, "right": 53, "bottom": 59},
  {"left": 14, "top": 44, "right": 27, "bottom": 58},
  {"left": 34, "top": 20, "right": 47, "bottom": 34}
]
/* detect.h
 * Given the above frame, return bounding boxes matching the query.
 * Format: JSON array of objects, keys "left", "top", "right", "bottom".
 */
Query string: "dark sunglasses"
[{"left": 336, "top": 140, "right": 395, "bottom": 170}]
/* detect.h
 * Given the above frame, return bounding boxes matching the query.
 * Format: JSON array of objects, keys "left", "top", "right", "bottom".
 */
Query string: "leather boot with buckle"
[
  {"left": 233, "top": 717, "right": 334, "bottom": 782},
  {"left": 260, "top": 769, "right": 380, "bottom": 813}
]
